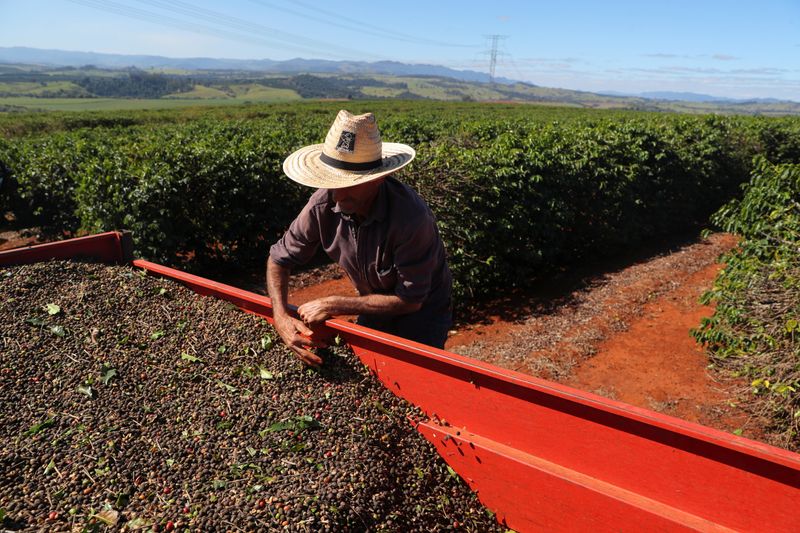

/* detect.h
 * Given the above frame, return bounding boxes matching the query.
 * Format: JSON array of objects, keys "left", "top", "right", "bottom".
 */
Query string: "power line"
[
  {"left": 131, "top": 0, "right": 381, "bottom": 60},
  {"left": 66, "top": 0, "right": 485, "bottom": 73},
  {"left": 496, "top": 38, "right": 529, "bottom": 84},
  {"left": 258, "top": 0, "right": 479, "bottom": 49},
  {"left": 65, "top": 0, "right": 370, "bottom": 61}
]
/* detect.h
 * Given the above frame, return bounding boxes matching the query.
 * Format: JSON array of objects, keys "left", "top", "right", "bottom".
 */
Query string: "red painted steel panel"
[
  {"left": 129, "top": 257, "right": 800, "bottom": 532},
  {"left": 342, "top": 326, "right": 800, "bottom": 532},
  {"left": 0, "top": 231, "right": 127, "bottom": 266},
  {"left": 416, "top": 422, "right": 735, "bottom": 532},
  {"left": 4, "top": 236, "right": 799, "bottom": 532}
]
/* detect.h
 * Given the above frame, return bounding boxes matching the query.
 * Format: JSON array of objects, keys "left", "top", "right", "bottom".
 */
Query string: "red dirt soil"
[
  {"left": 0, "top": 230, "right": 41, "bottom": 251},
  {"left": 286, "top": 233, "right": 763, "bottom": 440},
  {"left": 1, "top": 227, "right": 764, "bottom": 440},
  {"left": 564, "top": 260, "right": 752, "bottom": 431}
]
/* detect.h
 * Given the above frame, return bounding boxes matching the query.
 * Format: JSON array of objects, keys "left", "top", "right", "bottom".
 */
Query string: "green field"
[
  {"left": 226, "top": 83, "right": 301, "bottom": 101},
  {"left": 0, "top": 96, "right": 287, "bottom": 111},
  {"left": 164, "top": 83, "right": 302, "bottom": 101},
  {"left": 2, "top": 63, "right": 799, "bottom": 115},
  {"left": 0, "top": 100, "right": 644, "bottom": 138},
  {"left": 0, "top": 81, "right": 88, "bottom": 96}
]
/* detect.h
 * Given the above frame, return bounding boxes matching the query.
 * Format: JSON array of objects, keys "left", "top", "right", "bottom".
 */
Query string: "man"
[{"left": 267, "top": 110, "right": 452, "bottom": 366}]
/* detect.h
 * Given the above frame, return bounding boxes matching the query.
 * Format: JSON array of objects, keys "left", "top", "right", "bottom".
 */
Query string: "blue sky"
[{"left": 1, "top": 0, "right": 799, "bottom": 100}]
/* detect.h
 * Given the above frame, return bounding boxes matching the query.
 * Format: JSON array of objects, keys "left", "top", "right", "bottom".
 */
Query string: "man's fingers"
[
  {"left": 292, "top": 317, "right": 315, "bottom": 336},
  {"left": 292, "top": 335, "right": 328, "bottom": 350},
  {"left": 295, "top": 334, "right": 328, "bottom": 350},
  {"left": 291, "top": 346, "right": 323, "bottom": 367},
  {"left": 275, "top": 314, "right": 326, "bottom": 366},
  {"left": 297, "top": 300, "right": 330, "bottom": 327},
  {"left": 290, "top": 335, "right": 324, "bottom": 366}
]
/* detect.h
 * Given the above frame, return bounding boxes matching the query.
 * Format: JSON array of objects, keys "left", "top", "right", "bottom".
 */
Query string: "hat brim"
[{"left": 282, "top": 142, "right": 415, "bottom": 189}]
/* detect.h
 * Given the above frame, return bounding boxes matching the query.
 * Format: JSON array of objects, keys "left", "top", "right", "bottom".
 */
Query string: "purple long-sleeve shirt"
[{"left": 270, "top": 177, "right": 452, "bottom": 314}]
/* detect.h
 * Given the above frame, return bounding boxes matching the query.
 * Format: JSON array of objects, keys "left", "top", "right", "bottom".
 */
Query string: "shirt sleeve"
[
  {"left": 393, "top": 214, "right": 439, "bottom": 304},
  {"left": 269, "top": 195, "right": 323, "bottom": 268}
]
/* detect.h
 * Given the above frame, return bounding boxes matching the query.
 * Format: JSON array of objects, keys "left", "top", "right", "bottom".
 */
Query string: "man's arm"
[
  {"left": 266, "top": 257, "right": 325, "bottom": 367},
  {"left": 297, "top": 294, "right": 421, "bottom": 326}
]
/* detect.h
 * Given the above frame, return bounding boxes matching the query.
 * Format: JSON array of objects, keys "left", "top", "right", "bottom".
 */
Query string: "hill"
[
  {"left": 0, "top": 47, "right": 798, "bottom": 115},
  {"left": 0, "top": 46, "right": 516, "bottom": 85}
]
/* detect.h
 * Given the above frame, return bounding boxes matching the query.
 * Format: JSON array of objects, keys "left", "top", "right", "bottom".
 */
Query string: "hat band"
[{"left": 320, "top": 152, "right": 383, "bottom": 171}]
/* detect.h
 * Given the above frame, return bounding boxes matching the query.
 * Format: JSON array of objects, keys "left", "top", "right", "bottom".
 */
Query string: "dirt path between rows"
[{"left": 287, "top": 233, "right": 764, "bottom": 441}]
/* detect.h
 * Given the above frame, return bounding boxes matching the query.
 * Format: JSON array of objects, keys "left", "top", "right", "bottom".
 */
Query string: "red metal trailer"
[{"left": 2, "top": 231, "right": 799, "bottom": 532}]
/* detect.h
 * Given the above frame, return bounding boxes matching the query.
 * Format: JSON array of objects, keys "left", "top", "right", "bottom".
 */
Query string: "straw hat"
[{"left": 282, "top": 110, "right": 416, "bottom": 189}]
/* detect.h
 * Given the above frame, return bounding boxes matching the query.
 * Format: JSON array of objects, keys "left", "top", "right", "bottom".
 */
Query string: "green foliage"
[
  {"left": 74, "top": 70, "right": 194, "bottom": 98},
  {"left": 693, "top": 159, "right": 800, "bottom": 449},
  {"left": 2, "top": 101, "right": 799, "bottom": 305},
  {"left": 5, "top": 101, "right": 800, "bottom": 448},
  {"left": 2, "top": 131, "right": 91, "bottom": 229},
  {"left": 412, "top": 115, "right": 760, "bottom": 300}
]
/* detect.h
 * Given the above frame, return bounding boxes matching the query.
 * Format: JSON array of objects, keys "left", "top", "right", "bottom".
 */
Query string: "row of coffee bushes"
[
  {"left": 692, "top": 158, "right": 800, "bottom": 449},
  {"left": 410, "top": 115, "right": 762, "bottom": 299},
  {"left": 1, "top": 106, "right": 799, "bottom": 303},
  {"left": 0, "top": 100, "right": 604, "bottom": 139},
  {"left": 1, "top": 119, "right": 326, "bottom": 265}
]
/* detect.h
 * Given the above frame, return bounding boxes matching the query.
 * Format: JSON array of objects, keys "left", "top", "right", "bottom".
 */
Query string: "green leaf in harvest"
[
  {"left": 25, "top": 417, "right": 55, "bottom": 437},
  {"left": 45, "top": 303, "right": 61, "bottom": 315},
  {"left": 77, "top": 384, "right": 95, "bottom": 398},
  {"left": 216, "top": 380, "right": 237, "bottom": 393},
  {"left": 150, "top": 330, "right": 165, "bottom": 340},
  {"left": 125, "top": 517, "right": 151, "bottom": 530},
  {"left": 181, "top": 352, "right": 203, "bottom": 363},
  {"left": 92, "top": 509, "right": 119, "bottom": 526},
  {"left": 49, "top": 325, "right": 65, "bottom": 337},
  {"left": 100, "top": 365, "right": 117, "bottom": 385},
  {"left": 260, "top": 336, "right": 273, "bottom": 350},
  {"left": 114, "top": 492, "right": 129, "bottom": 509},
  {"left": 26, "top": 316, "right": 46, "bottom": 327},
  {"left": 257, "top": 366, "right": 274, "bottom": 380}
]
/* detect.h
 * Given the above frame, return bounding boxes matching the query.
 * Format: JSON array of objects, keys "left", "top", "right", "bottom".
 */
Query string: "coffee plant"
[
  {"left": 693, "top": 158, "right": 800, "bottom": 449},
  {"left": 1, "top": 101, "right": 799, "bottom": 303}
]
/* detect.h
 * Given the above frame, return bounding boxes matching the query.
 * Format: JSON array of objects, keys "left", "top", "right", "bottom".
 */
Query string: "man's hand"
[
  {"left": 273, "top": 312, "right": 325, "bottom": 367},
  {"left": 267, "top": 258, "right": 326, "bottom": 367},
  {"left": 297, "top": 297, "right": 334, "bottom": 326}
]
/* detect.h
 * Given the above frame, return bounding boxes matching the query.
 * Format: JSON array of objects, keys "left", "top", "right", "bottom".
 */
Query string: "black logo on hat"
[{"left": 336, "top": 131, "right": 356, "bottom": 153}]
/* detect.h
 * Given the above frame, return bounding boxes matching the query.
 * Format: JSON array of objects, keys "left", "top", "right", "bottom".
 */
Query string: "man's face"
[{"left": 332, "top": 178, "right": 384, "bottom": 217}]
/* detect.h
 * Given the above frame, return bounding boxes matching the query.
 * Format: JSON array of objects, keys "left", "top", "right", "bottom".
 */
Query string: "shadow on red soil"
[{"left": 1, "top": 224, "right": 766, "bottom": 442}]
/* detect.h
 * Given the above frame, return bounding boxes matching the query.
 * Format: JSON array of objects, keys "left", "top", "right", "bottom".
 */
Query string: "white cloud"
[{"left": 643, "top": 53, "right": 686, "bottom": 59}]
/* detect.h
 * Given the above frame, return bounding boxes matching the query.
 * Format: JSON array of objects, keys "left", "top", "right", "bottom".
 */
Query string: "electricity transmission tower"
[{"left": 484, "top": 34, "right": 508, "bottom": 84}]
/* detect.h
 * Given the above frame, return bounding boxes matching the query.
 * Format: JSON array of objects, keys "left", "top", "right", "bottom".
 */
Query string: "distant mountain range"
[
  {"left": 0, "top": 46, "right": 517, "bottom": 85},
  {"left": 598, "top": 90, "right": 787, "bottom": 104},
  {"left": 1, "top": 47, "right": 798, "bottom": 115}
]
